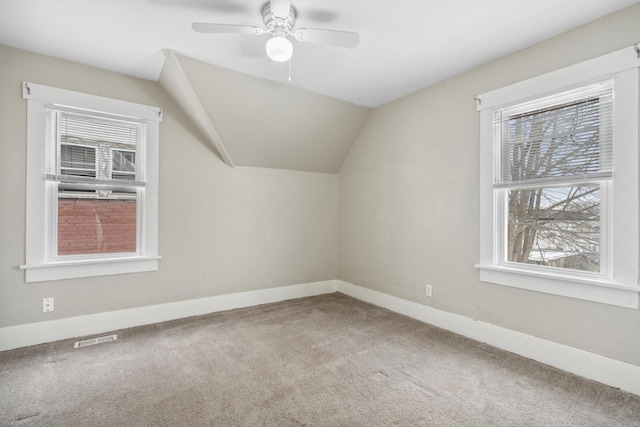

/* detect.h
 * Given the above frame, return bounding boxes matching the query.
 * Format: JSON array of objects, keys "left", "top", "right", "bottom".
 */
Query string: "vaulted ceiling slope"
[{"left": 159, "top": 50, "right": 371, "bottom": 173}]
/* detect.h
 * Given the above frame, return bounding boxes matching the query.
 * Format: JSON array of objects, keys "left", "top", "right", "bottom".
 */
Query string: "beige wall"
[
  {"left": 339, "top": 4, "right": 640, "bottom": 365},
  {"left": 0, "top": 45, "right": 338, "bottom": 327}
]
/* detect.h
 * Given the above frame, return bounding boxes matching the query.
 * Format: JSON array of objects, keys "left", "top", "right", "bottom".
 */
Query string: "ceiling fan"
[{"left": 192, "top": 0, "right": 360, "bottom": 64}]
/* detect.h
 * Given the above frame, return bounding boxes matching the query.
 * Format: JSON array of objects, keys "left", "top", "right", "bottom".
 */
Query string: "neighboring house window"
[
  {"left": 476, "top": 46, "right": 639, "bottom": 308},
  {"left": 21, "top": 82, "right": 162, "bottom": 282}
]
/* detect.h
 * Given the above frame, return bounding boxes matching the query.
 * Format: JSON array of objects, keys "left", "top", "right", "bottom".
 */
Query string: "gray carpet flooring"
[{"left": 1, "top": 293, "right": 639, "bottom": 426}]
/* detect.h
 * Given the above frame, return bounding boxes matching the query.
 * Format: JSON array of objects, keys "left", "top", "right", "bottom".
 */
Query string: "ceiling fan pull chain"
[{"left": 288, "top": 58, "right": 292, "bottom": 81}]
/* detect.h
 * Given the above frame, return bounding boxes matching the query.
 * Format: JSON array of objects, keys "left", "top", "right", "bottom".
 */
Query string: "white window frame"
[
  {"left": 21, "top": 82, "right": 163, "bottom": 282},
  {"left": 476, "top": 45, "right": 640, "bottom": 309}
]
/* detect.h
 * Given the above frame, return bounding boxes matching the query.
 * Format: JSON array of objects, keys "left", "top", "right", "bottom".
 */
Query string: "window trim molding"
[
  {"left": 475, "top": 45, "right": 640, "bottom": 112},
  {"left": 476, "top": 45, "right": 640, "bottom": 309},
  {"left": 21, "top": 82, "right": 162, "bottom": 282}
]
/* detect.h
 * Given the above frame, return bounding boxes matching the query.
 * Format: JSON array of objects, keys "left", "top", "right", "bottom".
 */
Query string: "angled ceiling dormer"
[
  {"left": 160, "top": 49, "right": 235, "bottom": 167},
  {"left": 159, "top": 49, "right": 371, "bottom": 173}
]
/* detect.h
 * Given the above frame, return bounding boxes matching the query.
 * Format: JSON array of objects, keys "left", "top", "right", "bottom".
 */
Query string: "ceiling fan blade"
[
  {"left": 192, "top": 23, "right": 264, "bottom": 35},
  {"left": 270, "top": 0, "right": 291, "bottom": 19},
  {"left": 294, "top": 28, "right": 360, "bottom": 49}
]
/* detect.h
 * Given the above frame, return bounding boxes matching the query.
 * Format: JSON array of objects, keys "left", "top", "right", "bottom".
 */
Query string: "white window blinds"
[
  {"left": 493, "top": 80, "right": 613, "bottom": 188},
  {"left": 45, "top": 108, "right": 147, "bottom": 186}
]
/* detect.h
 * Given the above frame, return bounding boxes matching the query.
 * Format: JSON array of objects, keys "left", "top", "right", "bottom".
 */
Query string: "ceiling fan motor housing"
[{"left": 262, "top": 3, "right": 296, "bottom": 37}]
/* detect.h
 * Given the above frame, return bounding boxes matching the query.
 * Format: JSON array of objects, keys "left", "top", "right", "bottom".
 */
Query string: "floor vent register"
[{"left": 74, "top": 334, "right": 118, "bottom": 349}]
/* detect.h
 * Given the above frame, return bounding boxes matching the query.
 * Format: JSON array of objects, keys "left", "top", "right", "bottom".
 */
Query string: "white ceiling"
[{"left": 1, "top": 0, "right": 638, "bottom": 108}]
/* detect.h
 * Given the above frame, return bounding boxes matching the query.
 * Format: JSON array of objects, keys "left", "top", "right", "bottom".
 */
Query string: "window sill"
[
  {"left": 475, "top": 264, "right": 639, "bottom": 309},
  {"left": 20, "top": 255, "right": 161, "bottom": 283}
]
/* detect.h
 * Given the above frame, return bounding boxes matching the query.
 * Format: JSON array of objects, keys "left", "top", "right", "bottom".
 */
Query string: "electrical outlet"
[
  {"left": 43, "top": 297, "right": 54, "bottom": 312},
  {"left": 425, "top": 285, "right": 433, "bottom": 297}
]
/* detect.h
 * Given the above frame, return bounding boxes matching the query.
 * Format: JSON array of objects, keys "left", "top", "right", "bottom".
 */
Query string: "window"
[
  {"left": 112, "top": 150, "right": 136, "bottom": 181},
  {"left": 60, "top": 144, "right": 96, "bottom": 177},
  {"left": 477, "top": 46, "right": 639, "bottom": 308},
  {"left": 21, "top": 82, "right": 163, "bottom": 282},
  {"left": 52, "top": 110, "right": 143, "bottom": 257},
  {"left": 495, "top": 82, "right": 611, "bottom": 274}
]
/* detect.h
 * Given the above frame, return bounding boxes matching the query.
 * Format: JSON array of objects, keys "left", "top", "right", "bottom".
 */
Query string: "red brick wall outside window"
[{"left": 58, "top": 199, "right": 136, "bottom": 255}]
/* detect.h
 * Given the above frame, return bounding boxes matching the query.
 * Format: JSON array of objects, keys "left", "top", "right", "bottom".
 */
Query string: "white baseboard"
[
  {"left": 3, "top": 278, "right": 639, "bottom": 397},
  {"left": 336, "top": 280, "right": 640, "bottom": 397},
  {"left": 0, "top": 280, "right": 337, "bottom": 352}
]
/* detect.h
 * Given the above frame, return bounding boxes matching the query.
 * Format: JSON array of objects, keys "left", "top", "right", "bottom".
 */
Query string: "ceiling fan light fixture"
[{"left": 266, "top": 36, "right": 293, "bottom": 62}]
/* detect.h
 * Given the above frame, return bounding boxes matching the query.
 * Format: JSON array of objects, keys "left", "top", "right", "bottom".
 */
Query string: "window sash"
[
  {"left": 45, "top": 108, "right": 147, "bottom": 186},
  {"left": 497, "top": 182, "right": 605, "bottom": 275},
  {"left": 56, "top": 187, "right": 139, "bottom": 257},
  {"left": 494, "top": 80, "right": 613, "bottom": 188}
]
